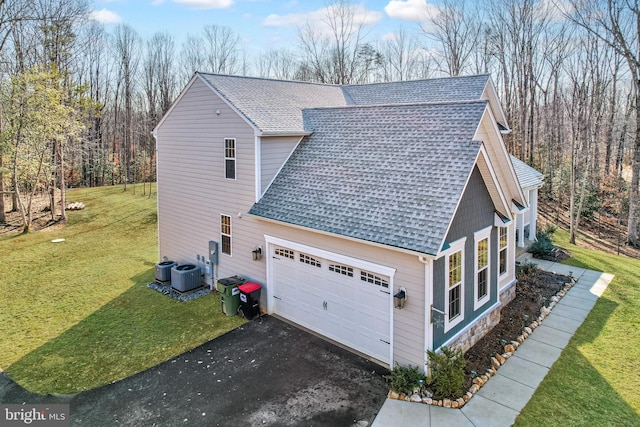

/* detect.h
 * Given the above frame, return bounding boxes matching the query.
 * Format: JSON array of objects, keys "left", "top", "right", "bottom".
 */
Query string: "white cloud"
[
  {"left": 264, "top": 4, "right": 383, "bottom": 30},
  {"left": 173, "top": 0, "right": 234, "bottom": 9},
  {"left": 381, "top": 31, "right": 398, "bottom": 42},
  {"left": 384, "top": 0, "right": 439, "bottom": 22},
  {"left": 90, "top": 9, "right": 122, "bottom": 24}
]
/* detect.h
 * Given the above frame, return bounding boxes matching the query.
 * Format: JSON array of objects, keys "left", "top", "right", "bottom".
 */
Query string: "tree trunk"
[
  {"left": 58, "top": 139, "right": 66, "bottom": 222},
  {"left": 0, "top": 155, "right": 5, "bottom": 223},
  {"left": 627, "top": 94, "right": 640, "bottom": 246}
]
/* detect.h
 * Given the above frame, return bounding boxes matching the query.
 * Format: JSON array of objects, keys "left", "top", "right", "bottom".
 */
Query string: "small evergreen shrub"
[
  {"left": 529, "top": 230, "right": 554, "bottom": 257},
  {"left": 542, "top": 223, "right": 557, "bottom": 236},
  {"left": 426, "top": 346, "right": 466, "bottom": 399},
  {"left": 517, "top": 261, "right": 538, "bottom": 276},
  {"left": 386, "top": 363, "right": 425, "bottom": 395}
]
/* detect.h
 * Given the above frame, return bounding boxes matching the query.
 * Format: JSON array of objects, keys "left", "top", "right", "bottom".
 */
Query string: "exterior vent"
[
  {"left": 171, "top": 264, "right": 202, "bottom": 292},
  {"left": 155, "top": 261, "right": 177, "bottom": 282}
]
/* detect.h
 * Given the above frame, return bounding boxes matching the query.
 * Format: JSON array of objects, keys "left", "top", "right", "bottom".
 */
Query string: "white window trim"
[
  {"left": 444, "top": 237, "right": 466, "bottom": 332},
  {"left": 498, "top": 225, "right": 509, "bottom": 278},
  {"left": 224, "top": 137, "right": 236, "bottom": 180},
  {"left": 474, "top": 226, "right": 492, "bottom": 311},
  {"left": 220, "top": 214, "right": 232, "bottom": 256}
]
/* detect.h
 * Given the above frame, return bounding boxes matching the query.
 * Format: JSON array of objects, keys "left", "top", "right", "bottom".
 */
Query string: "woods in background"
[{"left": 0, "top": 0, "right": 639, "bottom": 247}]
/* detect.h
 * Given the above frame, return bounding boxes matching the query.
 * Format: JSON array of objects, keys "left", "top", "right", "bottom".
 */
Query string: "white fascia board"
[
  {"left": 478, "top": 106, "right": 527, "bottom": 207},
  {"left": 482, "top": 78, "right": 510, "bottom": 131},
  {"left": 478, "top": 145, "right": 512, "bottom": 217}
]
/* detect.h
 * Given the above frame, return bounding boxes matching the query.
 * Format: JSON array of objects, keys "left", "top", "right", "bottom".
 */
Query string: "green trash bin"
[{"left": 217, "top": 276, "right": 245, "bottom": 316}]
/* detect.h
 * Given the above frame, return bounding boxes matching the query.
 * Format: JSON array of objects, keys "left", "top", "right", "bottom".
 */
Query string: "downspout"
[
  {"left": 151, "top": 130, "right": 160, "bottom": 261},
  {"left": 419, "top": 254, "right": 434, "bottom": 374}
]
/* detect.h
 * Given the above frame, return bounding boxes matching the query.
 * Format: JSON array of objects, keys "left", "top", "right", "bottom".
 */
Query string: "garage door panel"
[{"left": 270, "top": 244, "right": 391, "bottom": 364}]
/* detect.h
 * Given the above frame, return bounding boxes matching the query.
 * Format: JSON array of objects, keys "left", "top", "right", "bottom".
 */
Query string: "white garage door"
[{"left": 270, "top": 243, "right": 392, "bottom": 364}]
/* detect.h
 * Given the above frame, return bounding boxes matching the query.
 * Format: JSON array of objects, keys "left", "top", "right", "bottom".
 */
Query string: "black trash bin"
[
  {"left": 238, "top": 282, "right": 262, "bottom": 320},
  {"left": 217, "top": 276, "right": 245, "bottom": 316}
]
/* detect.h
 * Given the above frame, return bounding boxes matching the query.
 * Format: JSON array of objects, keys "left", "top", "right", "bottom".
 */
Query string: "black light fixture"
[
  {"left": 394, "top": 287, "right": 407, "bottom": 309},
  {"left": 252, "top": 246, "right": 262, "bottom": 261}
]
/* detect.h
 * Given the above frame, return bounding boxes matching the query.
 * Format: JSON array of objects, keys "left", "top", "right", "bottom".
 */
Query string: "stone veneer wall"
[
  {"left": 447, "top": 303, "right": 501, "bottom": 354},
  {"left": 499, "top": 282, "right": 517, "bottom": 306}
]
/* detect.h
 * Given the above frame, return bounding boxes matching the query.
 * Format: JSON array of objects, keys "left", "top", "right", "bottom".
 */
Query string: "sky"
[{"left": 89, "top": 0, "right": 440, "bottom": 55}]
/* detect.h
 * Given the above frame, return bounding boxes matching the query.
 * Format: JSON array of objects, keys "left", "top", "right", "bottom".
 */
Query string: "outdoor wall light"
[
  {"left": 252, "top": 246, "right": 262, "bottom": 261},
  {"left": 394, "top": 287, "right": 407, "bottom": 309}
]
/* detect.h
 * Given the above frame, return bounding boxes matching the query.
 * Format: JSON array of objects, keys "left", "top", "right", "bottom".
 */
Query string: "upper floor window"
[
  {"left": 499, "top": 227, "right": 508, "bottom": 276},
  {"left": 224, "top": 138, "right": 236, "bottom": 180},
  {"left": 221, "top": 214, "right": 232, "bottom": 255}
]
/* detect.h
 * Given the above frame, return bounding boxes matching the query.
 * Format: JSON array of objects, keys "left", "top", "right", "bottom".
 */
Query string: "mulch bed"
[{"left": 463, "top": 261, "right": 572, "bottom": 390}]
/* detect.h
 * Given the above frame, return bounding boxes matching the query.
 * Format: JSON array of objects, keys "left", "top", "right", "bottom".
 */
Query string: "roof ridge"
[
  {"left": 303, "top": 99, "right": 489, "bottom": 112},
  {"left": 341, "top": 74, "right": 490, "bottom": 89},
  {"left": 196, "top": 71, "right": 339, "bottom": 88}
]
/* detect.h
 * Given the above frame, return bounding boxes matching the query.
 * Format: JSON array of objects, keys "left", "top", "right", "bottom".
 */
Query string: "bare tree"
[
  {"left": 420, "top": 0, "right": 481, "bottom": 76},
  {"left": 567, "top": 0, "right": 640, "bottom": 246},
  {"left": 112, "top": 24, "right": 141, "bottom": 190},
  {"left": 298, "top": 0, "right": 374, "bottom": 84},
  {"left": 256, "top": 48, "right": 299, "bottom": 80}
]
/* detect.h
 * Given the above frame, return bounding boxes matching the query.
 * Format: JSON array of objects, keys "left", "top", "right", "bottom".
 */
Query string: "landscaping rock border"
[
  {"left": 147, "top": 282, "right": 212, "bottom": 302},
  {"left": 387, "top": 277, "right": 577, "bottom": 409}
]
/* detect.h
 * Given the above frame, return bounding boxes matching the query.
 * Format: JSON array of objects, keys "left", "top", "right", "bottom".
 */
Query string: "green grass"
[
  {"left": 0, "top": 185, "right": 244, "bottom": 394},
  {"left": 515, "top": 229, "right": 640, "bottom": 426}
]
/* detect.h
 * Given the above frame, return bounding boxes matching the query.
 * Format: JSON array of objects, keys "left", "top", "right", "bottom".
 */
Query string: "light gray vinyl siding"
[
  {"left": 156, "top": 77, "right": 265, "bottom": 284},
  {"left": 432, "top": 166, "right": 497, "bottom": 349},
  {"left": 260, "top": 136, "right": 301, "bottom": 193}
]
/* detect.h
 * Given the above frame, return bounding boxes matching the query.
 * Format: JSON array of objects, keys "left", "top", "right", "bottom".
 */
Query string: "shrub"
[
  {"left": 529, "top": 230, "right": 554, "bottom": 258},
  {"left": 542, "top": 223, "right": 557, "bottom": 235},
  {"left": 426, "top": 346, "right": 466, "bottom": 399},
  {"left": 517, "top": 261, "right": 538, "bottom": 276},
  {"left": 386, "top": 364, "right": 425, "bottom": 395}
]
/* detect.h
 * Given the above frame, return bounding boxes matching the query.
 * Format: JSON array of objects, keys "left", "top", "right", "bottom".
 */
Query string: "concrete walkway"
[{"left": 372, "top": 258, "right": 614, "bottom": 427}]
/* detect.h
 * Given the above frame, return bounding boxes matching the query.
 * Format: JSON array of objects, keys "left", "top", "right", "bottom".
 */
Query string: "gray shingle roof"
[
  {"left": 249, "top": 101, "right": 488, "bottom": 255},
  {"left": 342, "top": 74, "right": 490, "bottom": 106},
  {"left": 198, "top": 73, "right": 346, "bottom": 133},
  {"left": 510, "top": 155, "right": 544, "bottom": 190},
  {"left": 198, "top": 73, "right": 491, "bottom": 135}
]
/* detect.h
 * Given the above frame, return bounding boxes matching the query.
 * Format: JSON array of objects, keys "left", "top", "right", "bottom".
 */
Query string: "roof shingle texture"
[
  {"left": 199, "top": 73, "right": 346, "bottom": 133},
  {"left": 249, "top": 101, "right": 487, "bottom": 255},
  {"left": 342, "top": 75, "right": 490, "bottom": 106},
  {"left": 510, "top": 155, "right": 543, "bottom": 190}
]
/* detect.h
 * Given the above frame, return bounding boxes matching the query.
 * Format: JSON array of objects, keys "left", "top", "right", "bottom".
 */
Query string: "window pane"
[
  {"left": 478, "top": 238, "right": 488, "bottom": 267},
  {"left": 499, "top": 248, "right": 507, "bottom": 275},
  {"left": 477, "top": 268, "right": 487, "bottom": 299},
  {"left": 449, "top": 251, "right": 462, "bottom": 285},
  {"left": 222, "top": 235, "right": 231, "bottom": 255},
  {"left": 449, "top": 285, "right": 460, "bottom": 320},
  {"left": 225, "top": 159, "right": 235, "bottom": 179},
  {"left": 499, "top": 227, "right": 507, "bottom": 249}
]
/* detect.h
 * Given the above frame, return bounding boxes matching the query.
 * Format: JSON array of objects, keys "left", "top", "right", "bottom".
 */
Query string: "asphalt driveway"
[{"left": 1, "top": 316, "right": 389, "bottom": 426}]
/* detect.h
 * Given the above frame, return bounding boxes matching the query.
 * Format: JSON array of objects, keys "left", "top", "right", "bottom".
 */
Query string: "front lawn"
[
  {"left": 0, "top": 185, "right": 244, "bottom": 394},
  {"left": 515, "top": 229, "right": 640, "bottom": 426}
]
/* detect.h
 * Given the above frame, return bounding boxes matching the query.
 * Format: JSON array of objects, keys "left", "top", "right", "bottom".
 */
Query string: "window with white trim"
[
  {"left": 360, "top": 271, "right": 389, "bottom": 288},
  {"left": 275, "top": 248, "right": 294, "bottom": 259},
  {"left": 224, "top": 138, "right": 236, "bottom": 179},
  {"left": 300, "top": 253, "right": 321, "bottom": 267},
  {"left": 221, "top": 214, "right": 232, "bottom": 255},
  {"left": 499, "top": 227, "right": 508, "bottom": 276},
  {"left": 329, "top": 264, "right": 354, "bottom": 277},
  {"left": 474, "top": 227, "right": 491, "bottom": 310},
  {"left": 445, "top": 238, "right": 465, "bottom": 331}
]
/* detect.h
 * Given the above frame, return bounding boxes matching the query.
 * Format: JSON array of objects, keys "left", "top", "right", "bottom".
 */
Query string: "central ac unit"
[
  {"left": 155, "top": 260, "right": 177, "bottom": 282},
  {"left": 171, "top": 264, "right": 202, "bottom": 292}
]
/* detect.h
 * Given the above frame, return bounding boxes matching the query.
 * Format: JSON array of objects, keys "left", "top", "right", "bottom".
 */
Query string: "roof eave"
[{"left": 246, "top": 211, "right": 438, "bottom": 258}]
